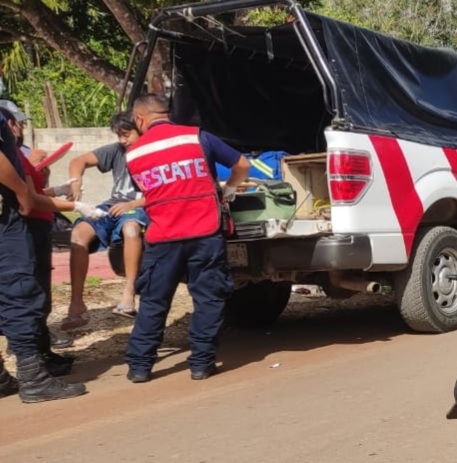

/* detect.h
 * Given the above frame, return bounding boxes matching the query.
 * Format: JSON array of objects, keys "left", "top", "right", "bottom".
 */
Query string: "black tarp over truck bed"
[{"left": 137, "top": 1, "right": 457, "bottom": 153}]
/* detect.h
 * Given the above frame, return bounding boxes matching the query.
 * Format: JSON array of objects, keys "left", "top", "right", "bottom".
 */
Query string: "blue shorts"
[{"left": 74, "top": 202, "right": 149, "bottom": 253}]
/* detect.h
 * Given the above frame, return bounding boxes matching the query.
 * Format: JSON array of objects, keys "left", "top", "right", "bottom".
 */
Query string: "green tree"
[
  {"left": 11, "top": 48, "right": 125, "bottom": 127},
  {"left": 2, "top": 0, "right": 454, "bottom": 127},
  {"left": 0, "top": 0, "right": 170, "bottom": 126},
  {"left": 313, "top": 0, "right": 457, "bottom": 47}
]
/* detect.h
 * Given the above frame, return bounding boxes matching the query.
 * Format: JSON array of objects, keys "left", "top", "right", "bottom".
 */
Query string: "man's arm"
[
  {"left": 200, "top": 131, "right": 250, "bottom": 195},
  {"left": 225, "top": 155, "right": 251, "bottom": 188},
  {"left": 25, "top": 175, "right": 75, "bottom": 213},
  {"left": 200, "top": 130, "right": 250, "bottom": 187},
  {"left": 67, "top": 152, "right": 99, "bottom": 201},
  {"left": 0, "top": 150, "right": 32, "bottom": 215}
]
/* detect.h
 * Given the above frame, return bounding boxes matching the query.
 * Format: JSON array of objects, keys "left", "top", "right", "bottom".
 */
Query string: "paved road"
[{"left": 2, "top": 300, "right": 457, "bottom": 462}]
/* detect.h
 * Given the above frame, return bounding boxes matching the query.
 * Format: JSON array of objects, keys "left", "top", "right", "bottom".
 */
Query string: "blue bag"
[{"left": 216, "top": 151, "right": 288, "bottom": 181}]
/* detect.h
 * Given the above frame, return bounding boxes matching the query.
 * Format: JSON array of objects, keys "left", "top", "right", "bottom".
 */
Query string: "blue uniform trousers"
[
  {"left": 0, "top": 208, "right": 46, "bottom": 360},
  {"left": 28, "top": 218, "right": 53, "bottom": 354},
  {"left": 125, "top": 232, "right": 233, "bottom": 373}
]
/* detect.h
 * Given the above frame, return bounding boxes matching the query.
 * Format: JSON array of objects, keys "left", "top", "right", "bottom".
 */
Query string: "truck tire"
[
  {"left": 225, "top": 281, "right": 292, "bottom": 328},
  {"left": 394, "top": 226, "right": 457, "bottom": 333},
  {"left": 107, "top": 243, "right": 125, "bottom": 277}
]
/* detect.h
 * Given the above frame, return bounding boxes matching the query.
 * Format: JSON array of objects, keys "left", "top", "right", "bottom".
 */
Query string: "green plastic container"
[{"left": 229, "top": 182, "right": 296, "bottom": 223}]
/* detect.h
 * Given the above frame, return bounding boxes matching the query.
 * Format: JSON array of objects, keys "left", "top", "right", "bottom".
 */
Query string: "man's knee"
[
  {"left": 122, "top": 221, "right": 143, "bottom": 239},
  {"left": 70, "top": 222, "right": 95, "bottom": 248}
]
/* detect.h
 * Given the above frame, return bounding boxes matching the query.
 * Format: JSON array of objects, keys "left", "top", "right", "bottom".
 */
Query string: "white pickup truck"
[{"left": 118, "top": 0, "right": 457, "bottom": 332}]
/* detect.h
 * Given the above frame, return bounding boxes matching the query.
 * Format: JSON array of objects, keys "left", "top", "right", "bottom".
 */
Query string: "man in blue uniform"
[{"left": 0, "top": 112, "right": 86, "bottom": 403}]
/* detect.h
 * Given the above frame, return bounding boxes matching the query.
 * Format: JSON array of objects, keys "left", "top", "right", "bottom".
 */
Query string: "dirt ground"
[
  {"left": 6, "top": 282, "right": 457, "bottom": 463},
  {"left": 0, "top": 280, "right": 195, "bottom": 373},
  {"left": 0, "top": 280, "right": 394, "bottom": 374}
]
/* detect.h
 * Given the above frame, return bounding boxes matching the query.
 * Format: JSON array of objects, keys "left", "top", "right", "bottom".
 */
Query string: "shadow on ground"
[{"left": 67, "top": 293, "right": 409, "bottom": 383}]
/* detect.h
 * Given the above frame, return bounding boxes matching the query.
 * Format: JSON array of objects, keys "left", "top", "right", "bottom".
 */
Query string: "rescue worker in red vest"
[{"left": 124, "top": 93, "right": 250, "bottom": 382}]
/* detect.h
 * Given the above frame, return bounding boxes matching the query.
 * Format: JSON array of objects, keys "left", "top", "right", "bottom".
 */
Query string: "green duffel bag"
[{"left": 229, "top": 181, "right": 296, "bottom": 223}]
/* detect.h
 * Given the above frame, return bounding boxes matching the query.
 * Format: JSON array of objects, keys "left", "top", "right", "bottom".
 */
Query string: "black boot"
[
  {"left": 17, "top": 354, "right": 86, "bottom": 403},
  {"left": 447, "top": 379, "right": 457, "bottom": 419},
  {"left": 0, "top": 359, "right": 19, "bottom": 397},
  {"left": 44, "top": 358, "right": 73, "bottom": 377},
  {"left": 44, "top": 351, "right": 75, "bottom": 365},
  {"left": 43, "top": 351, "right": 75, "bottom": 377},
  {"left": 38, "top": 351, "right": 75, "bottom": 377}
]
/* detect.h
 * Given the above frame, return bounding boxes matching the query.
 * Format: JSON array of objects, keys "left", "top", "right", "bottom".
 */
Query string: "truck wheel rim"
[{"left": 432, "top": 247, "right": 457, "bottom": 315}]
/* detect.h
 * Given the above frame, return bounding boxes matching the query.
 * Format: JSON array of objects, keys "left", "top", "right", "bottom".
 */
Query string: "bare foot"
[
  {"left": 66, "top": 302, "right": 88, "bottom": 319},
  {"left": 61, "top": 303, "right": 89, "bottom": 331},
  {"left": 61, "top": 314, "right": 89, "bottom": 331},
  {"left": 112, "top": 290, "right": 137, "bottom": 318},
  {"left": 117, "top": 290, "right": 135, "bottom": 312}
]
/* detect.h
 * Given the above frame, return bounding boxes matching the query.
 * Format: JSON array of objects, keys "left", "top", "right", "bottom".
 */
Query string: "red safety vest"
[{"left": 127, "top": 123, "right": 221, "bottom": 243}]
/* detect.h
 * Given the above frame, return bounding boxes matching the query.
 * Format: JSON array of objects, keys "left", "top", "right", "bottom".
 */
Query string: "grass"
[{"left": 86, "top": 276, "right": 102, "bottom": 286}]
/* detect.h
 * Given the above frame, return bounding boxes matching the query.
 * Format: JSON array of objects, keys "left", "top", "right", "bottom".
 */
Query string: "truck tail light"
[{"left": 328, "top": 151, "right": 372, "bottom": 203}]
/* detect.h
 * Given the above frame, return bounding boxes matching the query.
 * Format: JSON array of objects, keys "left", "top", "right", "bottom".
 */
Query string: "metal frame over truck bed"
[{"left": 115, "top": 0, "right": 457, "bottom": 332}]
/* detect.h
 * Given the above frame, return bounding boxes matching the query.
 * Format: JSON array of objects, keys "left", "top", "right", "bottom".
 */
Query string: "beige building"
[{"left": 28, "top": 127, "right": 118, "bottom": 205}]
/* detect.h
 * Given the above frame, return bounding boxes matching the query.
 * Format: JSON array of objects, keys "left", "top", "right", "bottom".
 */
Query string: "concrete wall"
[{"left": 28, "top": 127, "right": 118, "bottom": 205}]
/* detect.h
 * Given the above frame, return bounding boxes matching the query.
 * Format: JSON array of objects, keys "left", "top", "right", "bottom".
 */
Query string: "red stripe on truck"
[
  {"left": 443, "top": 148, "right": 457, "bottom": 179},
  {"left": 370, "top": 135, "right": 423, "bottom": 256}
]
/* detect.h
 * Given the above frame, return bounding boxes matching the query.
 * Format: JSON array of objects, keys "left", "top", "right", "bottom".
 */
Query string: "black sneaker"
[
  {"left": 190, "top": 365, "right": 217, "bottom": 381},
  {"left": 50, "top": 331, "right": 74, "bottom": 349},
  {"left": 127, "top": 369, "right": 151, "bottom": 383},
  {"left": 447, "top": 402, "right": 457, "bottom": 419}
]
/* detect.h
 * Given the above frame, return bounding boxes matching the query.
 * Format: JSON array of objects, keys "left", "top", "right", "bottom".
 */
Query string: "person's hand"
[
  {"left": 68, "top": 178, "right": 83, "bottom": 201},
  {"left": 16, "top": 185, "right": 33, "bottom": 216},
  {"left": 222, "top": 184, "right": 237, "bottom": 202},
  {"left": 74, "top": 202, "right": 108, "bottom": 219},
  {"left": 27, "top": 149, "right": 48, "bottom": 167},
  {"left": 108, "top": 202, "right": 134, "bottom": 217},
  {"left": 52, "top": 178, "right": 77, "bottom": 197}
]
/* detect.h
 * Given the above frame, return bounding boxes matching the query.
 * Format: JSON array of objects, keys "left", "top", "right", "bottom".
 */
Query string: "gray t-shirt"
[{"left": 93, "top": 142, "right": 141, "bottom": 205}]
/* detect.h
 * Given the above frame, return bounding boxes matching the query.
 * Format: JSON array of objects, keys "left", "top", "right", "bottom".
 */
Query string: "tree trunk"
[
  {"left": 1, "top": 0, "right": 126, "bottom": 94},
  {"left": 101, "top": 0, "right": 165, "bottom": 93},
  {"left": 101, "top": 0, "right": 145, "bottom": 44},
  {"left": 0, "top": 0, "right": 166, "bottom": 95}
]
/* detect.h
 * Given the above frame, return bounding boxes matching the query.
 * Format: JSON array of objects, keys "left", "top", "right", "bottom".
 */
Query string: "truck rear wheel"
[
  {"left": 225, "top": 281, "right": 292, "bottom": 328},
  {"left": 395, "top": 226, "right": 457, "bottom": 333}
]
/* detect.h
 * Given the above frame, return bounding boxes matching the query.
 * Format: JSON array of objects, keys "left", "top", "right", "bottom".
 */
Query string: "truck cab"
[{"left": 118, "top": 0, "right": 457, "bottom": 332}]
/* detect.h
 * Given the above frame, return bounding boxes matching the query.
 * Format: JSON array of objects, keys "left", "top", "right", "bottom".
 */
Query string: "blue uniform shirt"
[
  {"left": 148, "top": 121, "right": 241, "bottom": 181},
  {"left": 199, "top": 130, "right": 241, "bottom": 179}
]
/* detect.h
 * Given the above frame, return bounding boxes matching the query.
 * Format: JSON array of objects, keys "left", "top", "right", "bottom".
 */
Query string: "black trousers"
[{"left": 28, "top": 218, "right": 53, "bottom": 354}]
